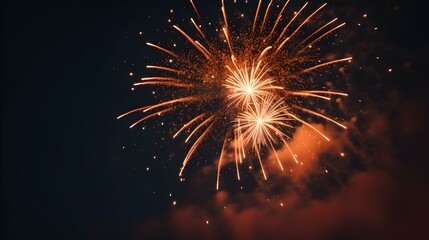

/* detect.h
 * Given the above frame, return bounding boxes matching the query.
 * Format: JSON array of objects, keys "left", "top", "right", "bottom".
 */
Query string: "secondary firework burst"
[{"left": 118, "top": 0, "right": 352, "bottom": 189}]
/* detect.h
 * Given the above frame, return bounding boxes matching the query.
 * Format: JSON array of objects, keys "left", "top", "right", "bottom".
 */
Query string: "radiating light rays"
[
  {"left": 179, "top": 122, "right": 214, "bottom": 177},
  {"left": 135, "top": 76, "right": 193, "bottom": 88},
  {"left": 222, "top": 0, "right": 234, "bottom": 56},
  {"left": 298, "top": 17, "right": 338, "bottom": 47},
  {"left": 289, "top": 3, "right": 327, "bottom": 41},
  {"left": 298, "top": 22, "right": 347, "bottom": 53},
  {"left": 268, "top": 0, "right": 290, "bottom": 38},
  {"left": 275, "top": 2, "right": 308, "bottom": 44},
  {"left": 293, "top": 105, "right": 347, "bottom": 129},
  {"left": 185, "top": 115, "right": 215, "bottom": 143},
  {"left": 190, "top": 18, "right": 208, "bottom": 43},
  {"left": 117, "top": 97, "right": 196, "bottom": 120},
  {"left": 280, "top": 135, "right": 299, "bottom": 164},
  {"left": 224, "top": 59, "right": 282, "bottom": 107},
  {"left": 173, "top": 25, "right": 212, "bottom": 59},
  {"left": 287, "top": 90, "right": 349, "bottom": 101},
  {"left": 287, "top": 113, "right": 331, "bottom": 141},
  {"left": 276, "top": 2, "right": 328, "bottom": 53},
  {"left": 133, "top": 81, "right": 192, "bottom": 88},
  {"left": 257, "top": 46, "right": 273, "bottom": 62},
  {"left": 173, "top": 113, "right": 206, "bottom": 139},
  {"left": 129, "top": 107, "right": 174, "bottom": 129},
  {"left": 118, "top": 0, "right": 351, "bottom": 188}
]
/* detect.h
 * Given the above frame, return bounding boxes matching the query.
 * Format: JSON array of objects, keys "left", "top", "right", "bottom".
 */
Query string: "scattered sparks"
[{"left": 119, "top": 0, "right": 351, "bottom": 188}]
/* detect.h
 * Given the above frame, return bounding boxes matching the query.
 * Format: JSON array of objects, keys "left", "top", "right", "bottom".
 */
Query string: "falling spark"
[
  {"left": 146, "top": 42, "right": 178, "bottom": 58},
  {"left": 302, "top": 57, "right": 353, "bottom": 73},
  {"left": 119, "top": 0, "right": 351, "bottom": 188},
  {"left": 189, "top": 0, "right": 201, "bottom": 18}
]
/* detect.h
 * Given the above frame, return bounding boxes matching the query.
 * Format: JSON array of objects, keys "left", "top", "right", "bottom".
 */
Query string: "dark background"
[{"left": 2, "top": 0, "right": 428, "bottom": 239}]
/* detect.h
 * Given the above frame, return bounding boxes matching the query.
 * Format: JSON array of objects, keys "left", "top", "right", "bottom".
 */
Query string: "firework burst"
[
  {"left": 236, "top": 96, "right": 291, "bottom": 149},
  {"left": 118, "top": 0, "right": 352, "bottom": 189}
]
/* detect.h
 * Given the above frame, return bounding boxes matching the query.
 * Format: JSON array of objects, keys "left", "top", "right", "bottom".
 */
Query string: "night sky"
[{"left": 2, "top": 0, "right": 429, "bottom": 239}]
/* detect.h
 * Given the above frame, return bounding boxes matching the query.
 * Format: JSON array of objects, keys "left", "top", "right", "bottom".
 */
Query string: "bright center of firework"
[
  {"left": 246, "top": 86, "right": 254, "bottom": 94},
  {"left": 236, "top": 96, "right": 291, "bottom": 148},
  {"left": 224, "top": 60, "right": 282, "bottom": 108}
]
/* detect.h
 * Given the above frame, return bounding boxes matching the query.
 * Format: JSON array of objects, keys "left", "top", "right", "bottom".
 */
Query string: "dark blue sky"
[{"left": 2, "top": 0, "right": 428, "bottom": 239}]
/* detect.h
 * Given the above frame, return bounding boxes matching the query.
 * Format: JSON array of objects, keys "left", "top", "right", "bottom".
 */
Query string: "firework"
[
  {"left": 118, "top": 0, "right": 351, "bottom": 189},
  {"left": 234, "top": 95, "right": 292, "bottom": 179},
  {"left": 224, "top": 58, "right": 283, "bottom": 108}
]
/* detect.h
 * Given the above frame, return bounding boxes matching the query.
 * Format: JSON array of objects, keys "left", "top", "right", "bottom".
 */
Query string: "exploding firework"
[{"left": 118, "top": 0, "right": 351, "bottom": 189}]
